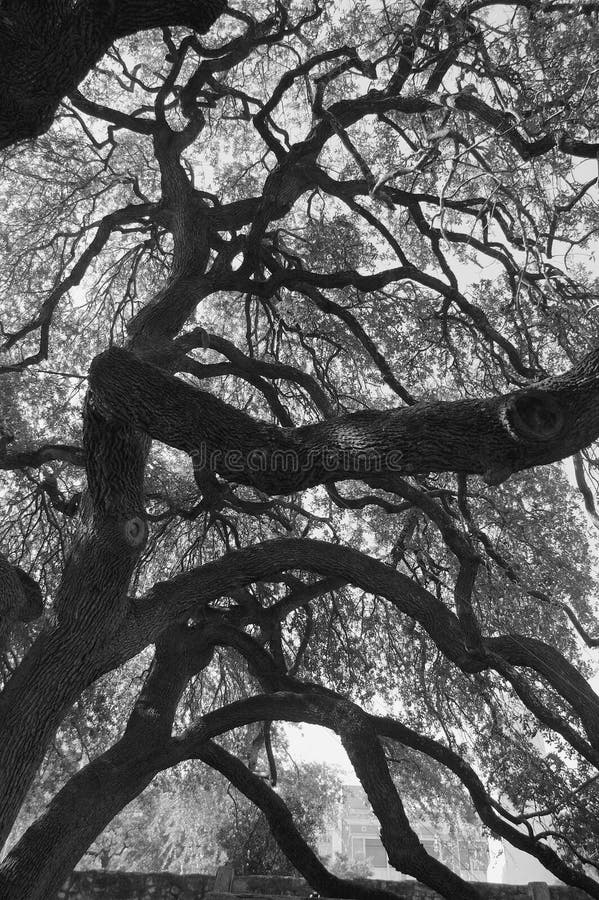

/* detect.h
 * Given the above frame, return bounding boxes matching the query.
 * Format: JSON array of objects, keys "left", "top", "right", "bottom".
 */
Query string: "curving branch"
[
  {"left": 97, "top": 537, "right": 599, "bottom": 769},
  {"left": 197, "top": 740, "right": 404, "bottom": 900},
  {"left": 0, "top": 444, "right": 84, "bottom": 471},
  {"left": 200, "top": 727, "right": 599, "bottom": 897},
  {"left": 89, "top": 344, "right": 599, "bottom": 494},
  {"left": 4, "top": 613, "right": 599, "bottom": 899},
  {"left": 157, "top": 683, "right": 599, "bottom": 897},
  {"left": 452, "top": 91, "right": 599, "bottom": 161},
  {"left": 0, "top": 0, "right": 227, "bottom": 150},
  {"left": 0, "top": 623, "right": 215, "bottom": 900}
]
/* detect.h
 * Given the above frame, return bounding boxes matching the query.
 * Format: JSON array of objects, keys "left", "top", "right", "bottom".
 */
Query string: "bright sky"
[
  {"left": 285, "top": 723, "right": 358, "bottom": 782},
  {"left": 285, "top": 668, "right": 599, "bottom": 784}
]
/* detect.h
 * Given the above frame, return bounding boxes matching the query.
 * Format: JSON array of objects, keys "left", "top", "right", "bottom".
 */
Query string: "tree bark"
[
  {"left": 89, "top": 345, "right": 599, "bottom": 494},
  {"left": 92, "top": 536, "right": 599, "bottom": 767},
  {"left": 5, "top": 658, "right": 599, "bottom": 900},
  {"left": 0, "top": 625, "right": 214, "bottom": 900},
  {"left": 339, "top": 722, "right": 483, "bottom": 900},
  {"left": 197, "top": 740, "right": 426, "bottom": 900},
  {"left": 0, "top": 0, "right": 227, "bottom": 149},
  {"left": 0, "top": 403, "right": 147, "bottom": 851}
]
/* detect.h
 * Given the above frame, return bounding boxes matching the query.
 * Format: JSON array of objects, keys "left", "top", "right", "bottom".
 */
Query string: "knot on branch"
[
  {"left": 123, "top": 516, "right": 147, "bottom": 549},
  {"left": 502, "top": 390, "right": 565, "bottom": 442}
]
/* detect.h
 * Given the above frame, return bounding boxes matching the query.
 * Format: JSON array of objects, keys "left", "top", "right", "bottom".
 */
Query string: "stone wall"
[
  {"left": 58, "top": 872, "right": 591, "bottom": 900},
  {"left": 58, "top": 871, "right": 214, "bottom": 899}
]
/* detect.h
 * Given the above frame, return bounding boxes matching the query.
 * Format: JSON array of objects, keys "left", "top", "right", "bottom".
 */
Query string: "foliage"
[
  {"left": 326, "top": 853, "right": 372, "bottom": 881},
  {"left": 216, "top": 762, "right": 342, "bottom": 876},
  {"left": 1, "top": 1, "right": 599, "bottom": 899}
]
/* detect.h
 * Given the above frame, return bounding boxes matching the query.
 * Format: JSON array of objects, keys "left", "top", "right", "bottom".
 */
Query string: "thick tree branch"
[
  {"left": 211, "top": 628, "right": 599, "bottom": 894},
  {"left": 0, "top": 444, "right": 84, "bottom": 471},
  {"left": 98, "top": 537, "right": 599, "bottom": 769},
  {"left": 0, "top": 0, "right": 227, "bottom": 149},
  {"left": 90, "top": 345, "right": 599, "bottom": 494},
  {"left": 0, "top": 394, "right": 148, "bottom": 850},
  {"left": 0, "top": 624, "right": 215, "bottom": 900},
  {"left": 5, "top": 612, "right": 599, "bottom": 899},
  {"left": 197, "top": 740, "right": 404, "bottom": 900}
]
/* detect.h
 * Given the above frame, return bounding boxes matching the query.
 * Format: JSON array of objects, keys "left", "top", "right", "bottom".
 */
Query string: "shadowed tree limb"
[
  {"left": 0, "top": 0, "right": 228, "bottom": 150},
  {"left": 0, "top": 623, "right": 215, "bottom": 900},
  {"left": 197, "top": 740, "right": 406, "bottom": 900},
  {"left": 3, "top": 522, "right": 594, "bottom": 844},
  {"left": 338, "top": 712, "right": 483, "bottom": 899},
  {"left": 4, "top": 617, "right": 599, "bottom": 898},
  {"left": 185, "top": 687, "right": 599, "bottom": 897},
  {"left": 205, "top": 623, "right": 599, "bottom": 896},
  {"left": 96, "top": 538, "right": 599, "bottom": 765},
  {"left": 0, "top": 396, "right": 149, "bottom": 851},
  {"left": 89, "top": 344, "right": 599, "bottom": 493},
  {"left": 199, "top": 730, "right": 599, "bottom": 897},
  {"left": 0, "top": 445, "right": 84, "bottom": 471}
]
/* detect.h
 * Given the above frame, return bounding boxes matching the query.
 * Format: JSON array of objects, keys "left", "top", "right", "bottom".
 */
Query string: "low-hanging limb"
[
  {"left": 3, "top": 531, "right": 598, "bottom": 869},
  {"left": 196, "top": 739, "right": 405, "bottom": 900},
  {"left": 96, "top": 537, "right": 599, "bottom": 766},
  {"left": 5, "top": 608, "right": 599, "bottom": 900},
  {"left": 1, "top": 636, "right": 476, "bottom": 900},
  {"left": 199, "top": 732, "right": 599, "bottom": 898},
  {"left": 209, "top": 623, "right": 599, "bottom": 897},
  {"left": 149, "top": 685, "right": 599, "bottom": 898},
  {"left": 375, "top": 712, "right": 599, "bottom": 895},
  {"left": 182, "top": 688, "right": 599, "bottom": 898},
  {"left": 90, "top": 343, "right": 599, "bottom": 493},
  {"left": 0, "top": 622, "right": 216, "bottom": 900},
  {"left": 338, "top": 712, "right": 482, "bottom": 900}
]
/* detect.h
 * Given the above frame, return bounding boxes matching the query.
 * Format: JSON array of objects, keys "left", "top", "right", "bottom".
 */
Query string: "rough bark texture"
[
  {"left": 82, "top": 536, "right": 598, "bottom": 766},
  {"left": 0, "top": 625, "right": 214, "bottom": 900},
  {"left": 3, "top": 2, "right": 599, "bottom": 897},
  {"left": 4, "top": 616, "right": 599, "bottom": 898},
  {"left": 0, "top": 398, "right": 147, "bottom": 850},
  {"left": 89, "top": 345, "right": 599, "bottom": 493},
  {"left": 0, "top": 0, "right": 227, "bottom": 148},
  {"left": 3, "top": 523, "right": 599, "bottom": 896},
  {"left": 196, "top": 740, "right": 436, "bottom": 900}
]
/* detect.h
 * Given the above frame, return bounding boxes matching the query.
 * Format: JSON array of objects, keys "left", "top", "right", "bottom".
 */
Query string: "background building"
[{"left": 318, "top": 786, "right": 489, "bottom": 883}]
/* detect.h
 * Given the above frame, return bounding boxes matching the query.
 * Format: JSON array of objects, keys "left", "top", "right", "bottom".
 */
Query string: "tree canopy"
[{"left": 2, "top": 1, "right": 599, "bottom": 898}]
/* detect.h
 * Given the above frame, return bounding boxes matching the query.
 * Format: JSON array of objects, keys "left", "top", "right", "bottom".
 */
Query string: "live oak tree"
[{"left": 2, "top": 1, "right": 599, "bottom": 898}]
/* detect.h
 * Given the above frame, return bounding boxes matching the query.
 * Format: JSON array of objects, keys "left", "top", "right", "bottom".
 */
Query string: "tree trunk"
[
  {"left": 0, "top": 408, "right": 146, "bottom": 851},
  {"left": 0, "top": 625, "right": 214, "bottom": 899}
]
